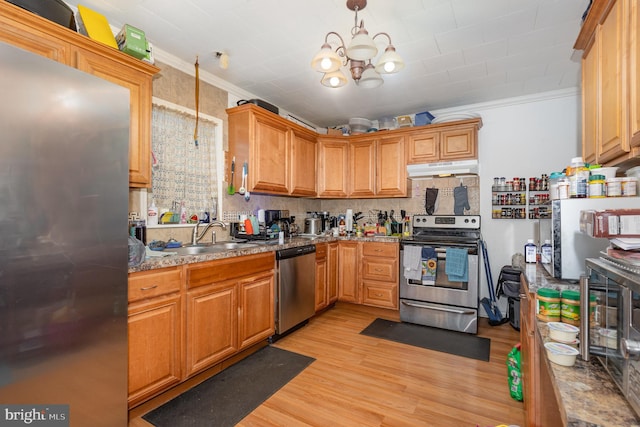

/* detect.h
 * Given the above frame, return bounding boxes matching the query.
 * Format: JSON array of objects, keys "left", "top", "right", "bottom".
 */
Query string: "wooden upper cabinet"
[
  {"left": 576, "top": 0, "right": 640, "bottom": 166},
  {"left": 376, "top": 135, "right": 407, "bottom": 197},
  {"left": 406, "top": 119, "right": 480, "bottom": 164},
  {"left": 597, "top": 0, "right": 628, "bottom": 163},
  {"left": 0, "top": 2, "right": 159, "bottom": 188},
  {"left": 582, "top": 37, "right": 598, "bottom": 164},
  {"left": 630, "top": 0, "right": 640, "bottom": 148},
  {"left": 251, "top": 113, "right": 290, "bottom": 194},
  {"left": 349, "top": 138, "right": 376, "bottom": 198},
  {"left": 317, "top": 136, "right": 349, "bottom": 198},
  {"left": 290, "top": 128, "right": 317, "bottom": 196}
]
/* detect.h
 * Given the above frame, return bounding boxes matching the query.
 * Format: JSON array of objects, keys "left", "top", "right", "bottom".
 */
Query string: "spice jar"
[
  {"left": 536, "top": 288, "right": 561, "bottom": 322},
  {"left": 606, "top": 177, "right": 622, "bottom": 197},
  {"left": 588, "top": 174, "right": 606, "bottom": 198}
]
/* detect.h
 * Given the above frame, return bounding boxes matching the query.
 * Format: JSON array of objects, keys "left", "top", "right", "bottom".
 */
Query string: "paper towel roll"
[{"left": 346, "top": 209, "right": 353, "bottom": 232}]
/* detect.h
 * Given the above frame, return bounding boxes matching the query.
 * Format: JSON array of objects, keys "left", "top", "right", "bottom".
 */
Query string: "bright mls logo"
[{"left": 0, "top": 405, "right": 69, "bottom": 426}]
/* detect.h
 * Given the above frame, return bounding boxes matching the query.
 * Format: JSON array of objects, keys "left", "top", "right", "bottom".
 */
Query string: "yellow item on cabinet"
[{"left": 77, "top": 5, "right": 118, "bottom": 48}]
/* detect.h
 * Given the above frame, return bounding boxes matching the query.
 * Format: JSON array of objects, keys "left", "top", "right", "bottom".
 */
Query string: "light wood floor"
[{"left": 131, "top": 302, "right": 525, "bottom": 427}]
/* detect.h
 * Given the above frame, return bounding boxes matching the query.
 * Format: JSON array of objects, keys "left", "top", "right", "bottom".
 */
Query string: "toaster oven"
[{"left": 581, "top": 257, "right": 640, "bottom": 418}]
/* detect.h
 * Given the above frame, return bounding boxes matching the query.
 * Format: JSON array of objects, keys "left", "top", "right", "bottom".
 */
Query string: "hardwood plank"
[{"left": 130, "top": 302, "right": 525, "bottom": 426}]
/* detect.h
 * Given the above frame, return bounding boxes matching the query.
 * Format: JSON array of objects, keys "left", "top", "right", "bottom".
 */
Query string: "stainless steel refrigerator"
[{"left": 0, "top": 42, "right": 130, "bottom": 425}]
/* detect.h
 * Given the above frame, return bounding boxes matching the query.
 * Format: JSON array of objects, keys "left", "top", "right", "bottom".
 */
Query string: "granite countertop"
[
  {"left": 524, "top": 264, "right": 640, "bottom": 427},
  {"left": 129, "top": 235, "right": 399, "bottom": 273}
]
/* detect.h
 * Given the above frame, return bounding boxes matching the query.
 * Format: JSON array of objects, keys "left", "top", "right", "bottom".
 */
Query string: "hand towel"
[
  {"left": 445, "top": 247, "right": 468, "bottom": 282},
  {"left": 421, "top": 247, "right": 437, "bottom": 285},
  {"left": 403, "top": 245, "right": 423, "bottom": 281}
]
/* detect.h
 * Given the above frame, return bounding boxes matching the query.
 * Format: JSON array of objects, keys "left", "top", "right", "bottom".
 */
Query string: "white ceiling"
[{"left": 63, "top": 0, "right": 591, "bottom": 128}]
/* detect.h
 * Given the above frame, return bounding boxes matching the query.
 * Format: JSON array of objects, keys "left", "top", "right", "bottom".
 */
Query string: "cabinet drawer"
[
  {"left": 187, "top": 252, "right": 275, "bottom": 289},
  {"left": 362, "top": 280, "right": 398, "bottom": 309},
  {"left": 316, "top": 242, "right": 327, "bottom": 259},
  {"left": 362, "top": 242, "right": 398, "bottom": 258},
  {"left": 362, "top": 257, "right": 398, "bottom": 282},
  {"left": 129, "top": 267, "right": 183, "bottom": 302}
]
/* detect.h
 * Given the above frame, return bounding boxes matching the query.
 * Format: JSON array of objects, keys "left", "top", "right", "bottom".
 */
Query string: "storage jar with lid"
[
  {"left": 622, "top": 177, "right": 637, "bottom": 196},
  {"left": 606, "top": 177, "right": 623, "bottom": 197},
  {"left": 588, "top": 174, "right": 606, "bottom": 198},
  {"left": 567, "top": 157, "right": 589, "bottom": 198},
  {"left": 561, "top": 289, "right": 596, "bottom": 326},
  {"left": 537, "top": 288, "right": 561, "bottom": 322}
]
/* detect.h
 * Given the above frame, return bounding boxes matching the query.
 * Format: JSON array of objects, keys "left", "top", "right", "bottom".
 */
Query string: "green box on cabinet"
[{"left": 116, "top": 24, "right": 147, "bottom": 59}]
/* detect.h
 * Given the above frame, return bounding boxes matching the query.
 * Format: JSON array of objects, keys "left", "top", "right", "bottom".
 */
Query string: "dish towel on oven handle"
[
  {"left": 403, "top": 245, "right": 423, "bottom": 281},
  {"left": 421, "top": 247, "right": 437, "bottom": 285},
  {"left": 445, "top": 247, "right": 468, "bottom": 282}
]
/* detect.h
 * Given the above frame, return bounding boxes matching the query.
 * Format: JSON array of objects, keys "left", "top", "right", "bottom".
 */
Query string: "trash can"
[{"left": 497, "top": 266, "right": 522, "bottom": 331}]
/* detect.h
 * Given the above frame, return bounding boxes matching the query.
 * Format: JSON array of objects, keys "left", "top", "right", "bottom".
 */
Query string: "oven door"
[
  {"left": 399, "top": 241, "right": 479, "bottom": 334},
  {"left": 400, "top": 241, "right": 479, "bottom": 308}
]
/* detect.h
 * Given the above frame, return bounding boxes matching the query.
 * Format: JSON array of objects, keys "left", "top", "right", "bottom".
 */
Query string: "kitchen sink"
[
  {"left": 213, "top": 242, "right": 259, "bottom": 250},
  {"left": 168, "top": 245, "right": 226, "bottom": 255}
]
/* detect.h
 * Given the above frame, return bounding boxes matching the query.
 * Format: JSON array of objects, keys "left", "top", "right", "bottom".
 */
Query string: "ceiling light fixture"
[
  {"left": 215, "top": 51, "right": 229, "bottom": 70},
  {"left": 311, "top": 0, "right": 404, "bottom": 88}
]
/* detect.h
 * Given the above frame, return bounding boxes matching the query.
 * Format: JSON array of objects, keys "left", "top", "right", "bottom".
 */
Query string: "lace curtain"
[{"left": 151, "top": 104, "right": 218, "bottom": 218}]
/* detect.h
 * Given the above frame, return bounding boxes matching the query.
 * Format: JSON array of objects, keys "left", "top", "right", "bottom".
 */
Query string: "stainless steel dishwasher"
[{"left": 273, "top": 244, "right": 316, "bottom": 339}]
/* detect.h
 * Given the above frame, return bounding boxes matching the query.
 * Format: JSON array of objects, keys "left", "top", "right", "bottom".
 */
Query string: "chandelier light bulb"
[
  {"left": 321, "top": 57, "right": 333, "bottom": 71},
  {"left": 384, "top": 61, "right": 395, "bottom": 73},
  {"left": 329, "top": 76, "right": 340, "bottom": 87}
]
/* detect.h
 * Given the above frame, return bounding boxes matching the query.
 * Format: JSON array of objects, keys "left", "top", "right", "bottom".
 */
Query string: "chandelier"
[{"left": 311, "top": 0, "right": 405, "bottom": 88}]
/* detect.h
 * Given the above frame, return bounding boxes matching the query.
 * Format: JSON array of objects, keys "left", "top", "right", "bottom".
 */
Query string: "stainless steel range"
[{"left": 400, "top": 215, "right": 481, "bottom": 334}]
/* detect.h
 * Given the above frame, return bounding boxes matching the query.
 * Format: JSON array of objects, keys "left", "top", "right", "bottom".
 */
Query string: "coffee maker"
[{"left": 307, "top": 211, "right": 330, "bottom": 233}]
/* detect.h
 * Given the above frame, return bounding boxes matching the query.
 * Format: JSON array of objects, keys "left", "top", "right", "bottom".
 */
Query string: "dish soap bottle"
[
  {"left": 147, "top": 200, "right": 158, "bottom": 226},
  {"left": 525, "top": 239, "right": 537, "bottom": 263}
]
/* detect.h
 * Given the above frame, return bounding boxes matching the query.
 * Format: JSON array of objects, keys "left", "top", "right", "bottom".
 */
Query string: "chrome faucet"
[{"left": 192, "top": 221, "right": 226, "bottom": 245}]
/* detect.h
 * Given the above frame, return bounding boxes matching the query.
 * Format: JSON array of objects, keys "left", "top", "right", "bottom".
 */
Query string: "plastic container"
[
  {"left": 622, "top": 177, "right": 637, "bottom": 196},
  {"left": 537, "top": 288, "right": 561, "bottom": 322},
  {"left": 567, "top": 157, "right": 589, "bottom": 198},
  {"left": 606, "top": 177, "right": 623, "bottom": 197},
  {"left": 588, "top": 174, "right": 606, "bottom": 198},
  {"left": 544, "top": 342, "right": 579, "bottom": 366},
  {"left": 549, "top": 172, "right": 564, "bottom": 199},
  {"left": 525, "top": 239, "right": 537, "bottom": 263},
  {"left": 590, "top": 166, "right": 619, "bottom": 180},
  {"left": 540, "top": 240, "right": 552, "bottom": 264},
  {"left": 547, "top": 321, "right": 580, "bottom": 342},
  {"left": 560, "top": 290, "right": 597, "bottom": 326}
]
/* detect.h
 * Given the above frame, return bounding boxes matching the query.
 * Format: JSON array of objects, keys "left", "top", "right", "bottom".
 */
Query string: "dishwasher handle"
[{"left": 276, "top": 244, "right": 316, "bottom": 260}]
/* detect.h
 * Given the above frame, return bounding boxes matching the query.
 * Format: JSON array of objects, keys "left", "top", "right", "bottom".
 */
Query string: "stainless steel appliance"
[
  {"left": 0, "top": 42, "right": 130, "bottom": 424},
  {"left": 539, "top": 198, "right": 640, "bottom": 281},
  {"left": 273, "top": 245, "right": 317, "bottom": 338},
  {"left": 581, "top": 257, "right": 640, "bottom": 418},
  {"left": 400, "top": 215, "right": 481, "bottom": 334}
]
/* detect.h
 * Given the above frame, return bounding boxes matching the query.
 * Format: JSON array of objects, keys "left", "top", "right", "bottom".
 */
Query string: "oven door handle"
[{"left": 401, "top": 300, "right": 475, "bottom": 315}]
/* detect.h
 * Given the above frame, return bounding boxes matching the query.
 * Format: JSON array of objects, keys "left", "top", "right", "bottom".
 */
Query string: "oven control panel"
[{"left": 412, "top": 215, "right": 481, "bottom": 229}]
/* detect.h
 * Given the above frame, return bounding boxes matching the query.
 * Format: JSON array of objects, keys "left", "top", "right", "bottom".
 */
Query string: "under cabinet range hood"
[{"left": 407, "top": 159, "right": 479, "bottom": 178}]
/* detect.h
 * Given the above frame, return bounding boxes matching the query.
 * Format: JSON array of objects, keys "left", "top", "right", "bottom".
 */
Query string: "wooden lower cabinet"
[
  {"left": 520, "top": 277, "right": 562, "bottom": 427},
  {"left": 361, "top": 242, "right": 399, "bottom": 309},
  {"left": 315, "top": 242, "right": 339, "bottom": 312},
  {"left": 128, "top": 253, "right": 275, "bottom": 408},
  {"left": 337, "top": 241, "right": 399, "bottom": 310},
  {"left": 128, "top": 266, "right": 183, "bottom": 408},
  {"left": 338, "top": 241, "right": 360, "bottom": 303},
  {"left": 185, "top": 253, "right": 275, "bottom": 377}
]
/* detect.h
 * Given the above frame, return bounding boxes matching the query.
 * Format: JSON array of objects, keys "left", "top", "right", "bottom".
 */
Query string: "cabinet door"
[
  {"left": 406, "top": 130, "right": 439, "bottom": 164},
  {"left": 290, "top": 128, "right": 317, "bottom": 196},
  {"left": 349, "top": 139, "right": 376, "bottom": 197},
  {"left": 239, "top": 272, "right": 275, "bottom": 349},
  {"left": 338, "top": 242, "right": 360, "bottom": 303},
  {"left": 128, "top": 294, "right": 182, "bottom": 407},
  {"left": 582, "top": 37, "right": 598, "bottom": 164},
  {"left": 317, "top": 137, "right": 349, "bottom": 198},
  {"left": 250, "top": 114, "right": 290, "bottom": 194},
  {"left": 520, "top": 279, "right": 538, "bottom": 427},
  {"left": 361, "top": 280, "right": 398, "bottom": 309},
  {"left": 597, "top": 0, "right": 629, "bottom": 163},
  {"left": 315, "top": 257, "right": 328, "bottom": 311},
  {"left": 440, "top": 125, "right": 477, "bottom": 160},
  {"left": 376, "top": 135, "right": 407, "bottom": 197},
  {"left": 327, "top": 242, "right": 339, "bottom": 304},
  {"left": 630, "top": 0, "right": 640, "bottom": 148},
  {"left": 185, "top": 281, "right": 238, "bottom": 376},
  {"left": 74, "top": 47, "right": 154, "bottom": 187}
]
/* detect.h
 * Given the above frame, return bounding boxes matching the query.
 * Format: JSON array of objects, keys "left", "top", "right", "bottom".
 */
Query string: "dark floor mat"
[
  {"left": 360, "top": 318, "right": 491, "bottom": 361},
  {"left": 143, "top": 346, "right": 315, "bottom": 427}
]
